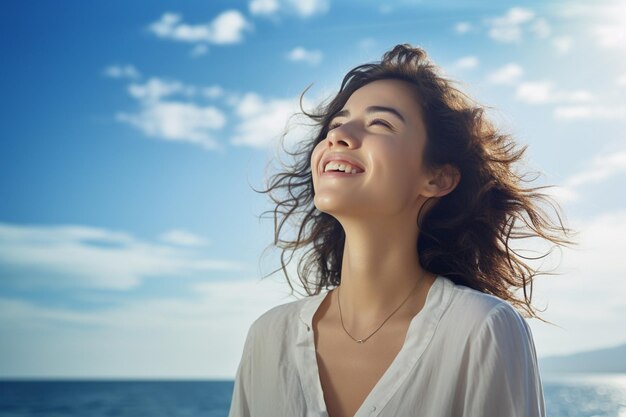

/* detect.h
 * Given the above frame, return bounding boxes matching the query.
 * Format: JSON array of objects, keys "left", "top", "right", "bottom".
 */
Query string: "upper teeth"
[{"left": 324, "top": 161, "right": 362, "bottom": 174}]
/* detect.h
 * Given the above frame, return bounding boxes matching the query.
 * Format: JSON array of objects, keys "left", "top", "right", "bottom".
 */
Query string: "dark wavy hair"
[{"left": 254, "top": 43, "right": 577, "bottom": 322}]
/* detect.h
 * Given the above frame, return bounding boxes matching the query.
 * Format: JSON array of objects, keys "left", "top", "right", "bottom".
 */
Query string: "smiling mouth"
[{"left": 320, "top": 161, "right": 365, "bottom": 176}]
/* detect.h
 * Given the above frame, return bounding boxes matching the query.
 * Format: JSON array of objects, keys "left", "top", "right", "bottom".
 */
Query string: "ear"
[{"left": 421, "top": 164, "right": 461, "bottom": 198}]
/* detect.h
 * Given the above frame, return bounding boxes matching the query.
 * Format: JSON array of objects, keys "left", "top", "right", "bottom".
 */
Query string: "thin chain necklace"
[{"left": 337, "top": 271, "right": 426, "bottom": 344}]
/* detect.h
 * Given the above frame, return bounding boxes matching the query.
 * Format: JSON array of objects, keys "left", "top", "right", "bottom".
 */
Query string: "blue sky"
[{"left": 1, "top": 0, "right": 626, "bottom": 379}]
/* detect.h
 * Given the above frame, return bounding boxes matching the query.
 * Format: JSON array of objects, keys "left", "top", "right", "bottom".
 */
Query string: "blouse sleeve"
[
  {"left": 228, "top": 322, "right": 255, "bottom": 417},
  {"left": 460, "top": 303, "right": 546, "bottom": 417}
]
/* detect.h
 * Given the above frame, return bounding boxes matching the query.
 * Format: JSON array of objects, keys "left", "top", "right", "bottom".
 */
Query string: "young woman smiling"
[{"left": 228, "top": 43, "right": 576, "bottom": 417}]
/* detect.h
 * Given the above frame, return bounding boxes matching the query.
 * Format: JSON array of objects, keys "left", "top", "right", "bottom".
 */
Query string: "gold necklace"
[{"left": 337, "top": 272, "right": 426, "bottom": 344}]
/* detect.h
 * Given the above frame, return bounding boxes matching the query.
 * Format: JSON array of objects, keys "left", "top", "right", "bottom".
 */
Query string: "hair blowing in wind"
[{"left": 253, "top": 43, "right": 578, "bottom": 323}]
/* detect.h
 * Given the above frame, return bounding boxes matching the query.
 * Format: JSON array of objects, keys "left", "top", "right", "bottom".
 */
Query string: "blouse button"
[{"left": 370, "top": 405, "right": 377, "bottom": 412}]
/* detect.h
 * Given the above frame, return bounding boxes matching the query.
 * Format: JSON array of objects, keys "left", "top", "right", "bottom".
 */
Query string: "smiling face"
[{"left": 311, "top": 78, "right": 435, "bottom": 221}]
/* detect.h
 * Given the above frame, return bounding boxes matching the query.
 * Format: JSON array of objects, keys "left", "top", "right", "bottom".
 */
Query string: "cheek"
[
  {"left": 310, "top": 142, "right": 324, "bottom": 170},
  {"left": 374, "top": 145, "right": 421, "bottom": 187}
]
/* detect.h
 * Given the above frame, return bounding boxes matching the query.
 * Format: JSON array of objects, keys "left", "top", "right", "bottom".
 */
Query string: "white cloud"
[
  {"left": 566, "top": 150, "right": 626, "bottom": 188},
  {"left": 485, "top": 7, "right": 535, "bottom": 43},
  {"left": 556, "top": 2, "right": 626, "bottom": 50},
  {"left": 148, "top": 11, "right": 253, "bottom": 45},
  {"left": 202, "top": 85, "right": 224, "bottom": 99},
  {"left": 515, "top": 81, "right": 593, "bottom": 105},
  {"left": 486, "top": 63, "right": 524, "bottom": 85},
  {"left": 484, "top": 7, "right": 551, "bottom": 44},
  {"left": 228, "top": 91, "right": 318, "bottom": 151},
  {"left": 0, "top": 274, "right": 296, "bottom": 378},
  {"left": 190, "top": 44, "right": 209, "bottom": 57},
  {"left": 249, "top": 0, "right": 329, "bottom": 18},
  {"left": 117, "top": 77, "right": 228, "bottom": 150},
  {"left": 618, "top": 74, "right": 626, "bottom": 87},
  {"left": 0, "top": 223, "right": 244, "bottom": 291},
  {"left": 116, "top": 77, "right": 322, "bottom": 150},
  {"left": 117, "top": 101, "right": 226, "bottom": 150},
  {"left": 593, "top": 24, "right": 626, "bottom": 49},
  {"left": 286, "top": 0, "right": 329, "bottom": 17},
  {"left": 454, "top": 22, "right": 473, "bottom": 34},
  {"left": 528, "top": 209, "right": 626, "bottom": 357},
  {"left": 0, "top": 220, "right": 306, "bottom": 378},
  {"left": 103, "top": 65, "right": 141, "bottom": 80},
  {"left": 515, "top": 82, "right": 553, "bottom": 103},
  {"left": 530, "top": 17, "right": 551, "bottom": 38},
  {"left": 378, "top": 4, "right": 393, "bottom": 14},
  {"left": 128, "top": 77, "right": 196, "bottom": 102},
  {"left": 554, "top": 105, "right": 626, "bottom": 120},
  {"left": 158, "top": 230, "right": 210, "bottom": 247},
  {"left": 249, "top": 0, "right": 279, "bottom": 16},
  {"left": 552, "top": 36, "right": 573, "bottom": 54},
  {"left": 451, "top": 56, "right": 479, "bottom": 70},
  {"left": 286, "top": 46, "right": 323, "bottom": 65},
  {"left": 546, "top": 149, "right": 626, "bottom": 204}
]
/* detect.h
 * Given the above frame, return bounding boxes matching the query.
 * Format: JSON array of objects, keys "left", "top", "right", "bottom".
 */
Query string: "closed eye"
[{"left": 328, "top": 119, "right": 392, "bottom": 130}]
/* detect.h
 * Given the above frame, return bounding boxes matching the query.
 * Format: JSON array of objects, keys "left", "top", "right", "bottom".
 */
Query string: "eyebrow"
[{"left": 332, "top": 105, "right": 406, "bottom": 124}]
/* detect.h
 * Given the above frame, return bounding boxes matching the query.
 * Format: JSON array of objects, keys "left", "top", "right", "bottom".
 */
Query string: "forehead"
[{"left": 344, "top": 79, "right": 422, "bottom": 117}]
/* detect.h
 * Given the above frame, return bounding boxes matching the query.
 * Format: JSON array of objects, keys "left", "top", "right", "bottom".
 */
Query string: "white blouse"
[{"left": 228, "top": 274, "right": 546, "bottom": 417}]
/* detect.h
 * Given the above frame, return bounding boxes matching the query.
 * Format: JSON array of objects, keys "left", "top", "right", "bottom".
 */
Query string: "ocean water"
[
  {"left": 0, "top": 380, "right": 234, "bottom": 417},
  {"left": 542, "top": 373, "right": 626, "bottom": 417},
  {"left": 0, "top": 373, "right": 625, "bottom": 417}
]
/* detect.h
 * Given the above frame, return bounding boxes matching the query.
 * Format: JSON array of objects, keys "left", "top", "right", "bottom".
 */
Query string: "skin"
[{"left": 310, "top": 78, "right": 461, "bottom": 333}]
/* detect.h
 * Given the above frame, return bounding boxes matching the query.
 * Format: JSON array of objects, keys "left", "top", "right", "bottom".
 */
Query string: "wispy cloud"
[
  {"left": 552, "top": 35, "right": 573, "bottom": 55},
  {"left": 0, "top": 220, "right": 304, "bottom": 378},
  {"left": 249, "top": 0, "right": 279, "bottom": 16},
  {"left": 454, "top": 21, "right": 473, "bottom": 34},
  {"left": 555, "top": 1, "right": 626, "bottom": 51},
  {"left": 190, "top": 44, "right": 209, "bottom": 57},
  {"left": 0, "top": 223, "right": 245, "bottom": 291},
  {"left": 0, "top": 271, "right": 296, "bottom": 378},
  {"left": 228, "top": 91, "right": 316, "bottom": 150},
  {"left": 102, "top": 65, "right": 141, "bottom": 80},
  {"left": 593, "top": 25, "right": 626, "bottom": 50},
  {"left": 486, "top": 63, "right": 524, "bottom": 85},
  {"left": 202, "top": 85, "right": 224, "bottom": 99},
  {"left": 286, "top": 46, "right": 323, "bottom": 65},
  {"left": 515, "top": 81, "right": 593, "bottom": 105},
  {"left": 115, "top": 77, "right": 227, "bottom": 150},
  {"left": 117, "top": 100, "right": 226, "bottom": 150},
  {"left": 529, "top": 209, "right": 626, "bottom": 356},
  {"left": 554, "top": 105, "right": 626, "bottom": 120},
  {"left": 451, "top": 56, "right": 479, "bottom": 71},
  {"left": 158, "top": 230, "right": 211, "bottom": 247},
  {"left": 147, "top": 11, "right": 253, "bottom": 46},
  {"left": 127, "top": 78, "right": 197, "bottom": 102},
  {"left": 378, "top": 4, "right": 393, "bottom": 14},
  {"left": 112, "top": 75, "right": 321, "bottom": 151},
  {"left": 484, "top": 7, "right": 550, "bottom": 43},
  {"left": 547, "top": 149, "right": 626, "bottom": 203},
  {"left": 249, "top": 0, "right": 329, "bottom": 18}
]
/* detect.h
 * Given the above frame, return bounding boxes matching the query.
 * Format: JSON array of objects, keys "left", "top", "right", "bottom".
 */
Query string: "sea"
[{"left": 0, "top": 373, "right": 625, "bottom": 417}]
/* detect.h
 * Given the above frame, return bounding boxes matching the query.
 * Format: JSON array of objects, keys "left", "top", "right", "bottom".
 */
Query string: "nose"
[{"left": 326, "top": 124, "right": 358, "bottom": 148}]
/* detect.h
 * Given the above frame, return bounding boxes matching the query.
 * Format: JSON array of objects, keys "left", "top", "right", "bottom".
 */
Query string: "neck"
[{"left": 334, "top": 216, "right": 432, "bottom": 328}]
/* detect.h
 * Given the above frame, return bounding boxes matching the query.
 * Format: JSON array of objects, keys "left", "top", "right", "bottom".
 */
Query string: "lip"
[{"left": 319, "top": 153, "right": 366, "bottom": 176}]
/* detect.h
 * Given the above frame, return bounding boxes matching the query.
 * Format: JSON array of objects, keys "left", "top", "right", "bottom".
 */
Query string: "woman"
[{"left": 228, "top": 44, "right": 576, "bottom": 417}]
